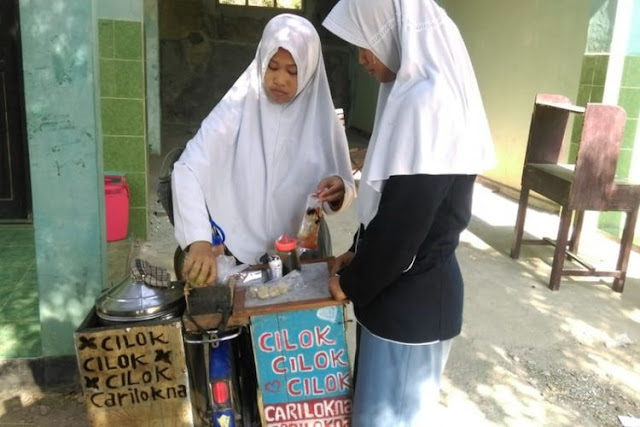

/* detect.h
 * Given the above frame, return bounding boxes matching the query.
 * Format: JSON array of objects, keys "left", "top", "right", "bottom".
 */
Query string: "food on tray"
[{"left": 247, "top": 281, "right": 291, "bottom": 300}]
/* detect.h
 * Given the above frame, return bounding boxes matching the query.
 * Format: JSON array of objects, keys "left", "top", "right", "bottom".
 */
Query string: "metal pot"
[{"left": 95, "top": 275, "right": 185, "bottom": 324}]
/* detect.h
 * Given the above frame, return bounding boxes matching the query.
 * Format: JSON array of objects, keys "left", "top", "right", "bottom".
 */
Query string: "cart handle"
[{"left": 183, "top": 327, "right": 242, "bottom": 345}]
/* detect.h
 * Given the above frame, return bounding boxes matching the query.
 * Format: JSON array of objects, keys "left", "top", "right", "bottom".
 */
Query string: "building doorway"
[{"left": 0, "top": 0, "right": 30, "bottom": 221}]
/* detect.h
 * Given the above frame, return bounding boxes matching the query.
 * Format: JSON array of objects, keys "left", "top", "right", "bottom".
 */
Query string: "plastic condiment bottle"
[{"left": 275, "top": 232, "right": 301, "bottom": 274}]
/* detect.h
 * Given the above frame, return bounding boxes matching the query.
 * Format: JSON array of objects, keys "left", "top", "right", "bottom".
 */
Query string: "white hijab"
[
  {"left": 172, "top": 14, "right": 355, "bottom": 264},
  {"left": 323, "top": 0, "right": 495, "bottom": 226}
]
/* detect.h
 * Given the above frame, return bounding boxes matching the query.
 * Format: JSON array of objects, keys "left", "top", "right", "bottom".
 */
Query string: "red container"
[{"left": 104, "top": 175, "right": 130, "bottom": 242}]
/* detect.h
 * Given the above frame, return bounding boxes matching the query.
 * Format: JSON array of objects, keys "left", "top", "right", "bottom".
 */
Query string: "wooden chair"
[
  {"left": 349, "top": 147, "right": 366, "bottom": 177},
  {"left": 510, "top": 94, "right": 640, "bottom": 292}
]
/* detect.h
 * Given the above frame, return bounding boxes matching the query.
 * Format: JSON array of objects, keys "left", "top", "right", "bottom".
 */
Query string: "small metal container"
[{"left": 268, "top": 255, "right": 283, "bottom": 280}]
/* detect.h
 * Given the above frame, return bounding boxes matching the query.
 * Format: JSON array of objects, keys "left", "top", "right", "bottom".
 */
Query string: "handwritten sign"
[
  {"left": 251, "top": 306, "right": 352, "bottom": 426},
  {"left": 74, "top": 319, "right": 193, "bottom": 426}
]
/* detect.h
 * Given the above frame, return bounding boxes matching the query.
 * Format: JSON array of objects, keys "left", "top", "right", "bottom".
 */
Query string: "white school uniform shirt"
[
  {"left": 172, "top": 14, "right": 355, "bottom": 264},
  {"left": 323, "top": 0, "right": 495, "bottom": 227}
]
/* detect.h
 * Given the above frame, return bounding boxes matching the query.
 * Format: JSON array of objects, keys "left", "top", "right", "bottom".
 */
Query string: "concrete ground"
[
  {"left": 442, "top": 183, "right": 640, "bottom": 427},
  {"left": 2, "top": 129, "right": 639, "bottom": 425}
]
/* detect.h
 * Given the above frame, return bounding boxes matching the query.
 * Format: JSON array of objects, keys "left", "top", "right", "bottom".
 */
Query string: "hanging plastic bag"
[{"left": 297, "top": 193, "right": 322, "bottom": 250}]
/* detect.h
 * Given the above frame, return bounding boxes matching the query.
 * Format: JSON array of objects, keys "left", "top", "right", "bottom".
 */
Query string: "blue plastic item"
[
  {"left": 210, "top": 340, "right": 236, "bottom": 427},
  {"left": 210, "top": 218, "right": 225, "bottom": 246}
]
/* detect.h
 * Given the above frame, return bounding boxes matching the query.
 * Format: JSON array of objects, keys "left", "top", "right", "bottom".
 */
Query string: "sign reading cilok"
[{"left": 251, "top": 306, "right": 353, "bottom": 426}]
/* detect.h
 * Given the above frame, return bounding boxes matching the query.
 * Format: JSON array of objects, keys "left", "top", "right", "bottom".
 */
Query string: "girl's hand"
[
  {"left": 316, "top": 175, "right": 345, "bottom": 210},
  {"left": 330, "top": 251, "right": 355, "bottom": 275},
  {"left": 183, "top": 241, "right": 223, "bottom": 286}
]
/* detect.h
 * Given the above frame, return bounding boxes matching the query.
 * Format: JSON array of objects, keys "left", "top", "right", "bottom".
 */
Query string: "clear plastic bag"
[
  {"left": 234, "top": 269, "right": 268, "bottom": 287},
  {"left": 216, "top": 255, "right": 248, "bottom": 285},
  {"left": 297, "top": 193, "right": 323, "bottom": 250}
]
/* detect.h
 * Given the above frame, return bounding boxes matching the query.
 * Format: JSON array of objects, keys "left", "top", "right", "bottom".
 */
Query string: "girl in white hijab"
[
  {"left": 172, "top": 14, "right": 355, "bottom": 284},
  {"left": 324, "top": 0, "right": 494, "bottom": 425}
]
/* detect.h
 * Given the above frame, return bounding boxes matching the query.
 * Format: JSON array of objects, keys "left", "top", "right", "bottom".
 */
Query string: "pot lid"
[{"left": 95, "top": 264, "right": 185, "bottom": 322}]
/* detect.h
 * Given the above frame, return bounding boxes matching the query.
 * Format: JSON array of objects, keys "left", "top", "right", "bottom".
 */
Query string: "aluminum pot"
[{"left": 95, "top": 275, "right": 185, "bottom": 325}]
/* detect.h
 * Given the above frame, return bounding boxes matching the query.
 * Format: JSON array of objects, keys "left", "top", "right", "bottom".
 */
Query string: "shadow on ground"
[{"left": 439, "top": 184, "right": 640, "bottom": 426}]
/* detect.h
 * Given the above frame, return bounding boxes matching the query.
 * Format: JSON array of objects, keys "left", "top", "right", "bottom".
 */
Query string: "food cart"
[
  {"left": 73, "top": 258, "right": 352, "bottom": 426},
  {"left": 74, "top": 265, "right": 195, "bottom": 427},
  {"left": 182, "top": 259, "right": 353, "bottom": 427}
]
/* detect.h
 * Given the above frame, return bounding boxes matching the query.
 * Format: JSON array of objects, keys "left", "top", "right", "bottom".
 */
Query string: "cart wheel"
[{"left": 174, "top": 246, "right": 185, "bottom": 281}]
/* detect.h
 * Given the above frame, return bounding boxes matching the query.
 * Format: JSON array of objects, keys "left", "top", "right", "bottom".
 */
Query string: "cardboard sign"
[
  {"left": 75, "top": 317, "right": 193, "bottom": 426},
  {"left": 251, "top": 306, "right": 352, "bottom": 426}
]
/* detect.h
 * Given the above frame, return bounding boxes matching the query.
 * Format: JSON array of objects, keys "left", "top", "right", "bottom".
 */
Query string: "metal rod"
[{"left": 183, "top": 328, "right": 242, "bottom": 344}]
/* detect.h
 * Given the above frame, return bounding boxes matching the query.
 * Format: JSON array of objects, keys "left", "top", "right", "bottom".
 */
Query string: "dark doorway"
[{"left": 0, "top": 0, "right": 30, "bottom": 221}]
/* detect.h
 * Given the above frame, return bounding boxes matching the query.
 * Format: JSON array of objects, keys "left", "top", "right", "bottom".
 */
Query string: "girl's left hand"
[{"left": 316, "top": 175, "right": 345, "bottom": 210}]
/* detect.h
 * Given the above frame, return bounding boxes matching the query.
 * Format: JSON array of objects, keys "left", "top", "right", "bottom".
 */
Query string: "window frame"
[{"left": 217, "top": 0, "right": 304, "bottom": 11}]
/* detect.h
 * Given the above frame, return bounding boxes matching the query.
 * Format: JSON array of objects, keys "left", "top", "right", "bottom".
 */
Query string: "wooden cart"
[{"left": 182, "top": 259, "right": 353, "bottom": 426}]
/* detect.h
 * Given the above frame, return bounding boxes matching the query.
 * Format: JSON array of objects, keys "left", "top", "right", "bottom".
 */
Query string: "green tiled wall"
[
  {"left": 572, "top": 53, "right": 640, "bottom": 240},
  {"left": 99, "top": 19, "right": 148, "bottom": 239},
  {"left": 570, "top": 54, "right": 609, "bottom": 161},
  {"left": 0, "top": 226, "right": 40, "bottom": 358},
  {"left": 595, "top": 53, "right": 640, "bottom": 238}
]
